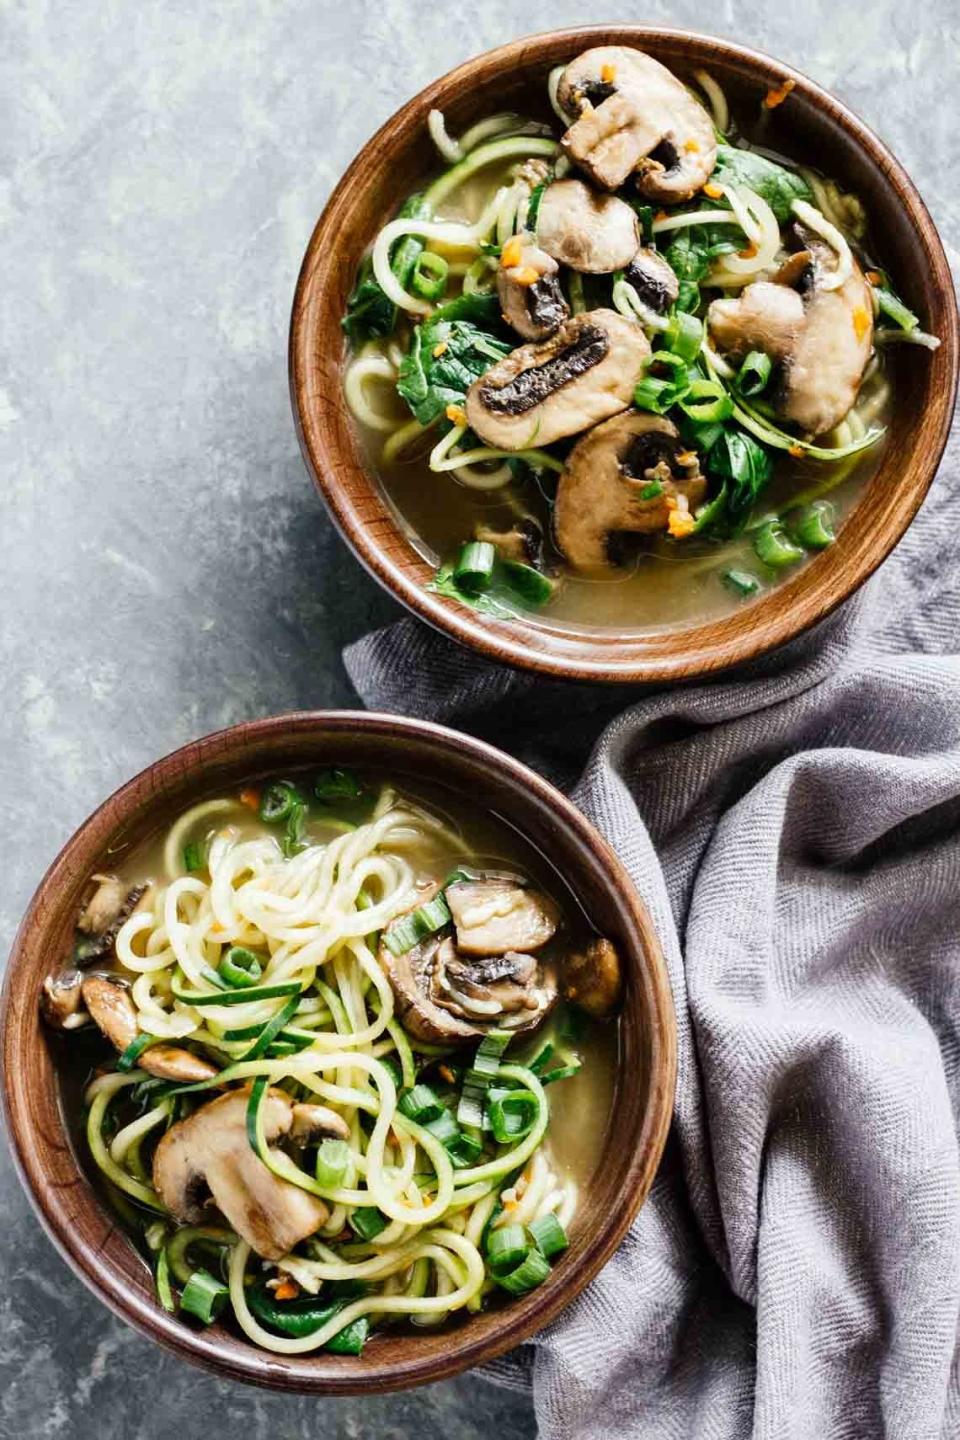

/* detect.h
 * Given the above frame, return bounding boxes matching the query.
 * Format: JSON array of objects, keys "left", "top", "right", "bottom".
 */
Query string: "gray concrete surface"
[{"left": 2, "top": 2, "right": 956, "bottom": 1436}]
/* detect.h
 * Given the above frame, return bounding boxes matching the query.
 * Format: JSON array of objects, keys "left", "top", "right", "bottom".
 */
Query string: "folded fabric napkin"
[{"left": 344, "top": 413, "right": 960, "bottom": 1440}]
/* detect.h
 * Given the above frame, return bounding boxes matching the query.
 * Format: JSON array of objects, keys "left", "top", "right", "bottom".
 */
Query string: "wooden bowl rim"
[
  {"left": 290, "top": 24, "right": 959, "bottom": 685},
  {"left": 1, "top": 709, "right": 676, "bottom": 1394}
]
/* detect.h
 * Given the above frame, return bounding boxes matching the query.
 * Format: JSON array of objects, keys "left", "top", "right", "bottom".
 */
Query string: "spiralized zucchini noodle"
[{"left": 81, "top": 784, "right": 582, "bottom": 1355}]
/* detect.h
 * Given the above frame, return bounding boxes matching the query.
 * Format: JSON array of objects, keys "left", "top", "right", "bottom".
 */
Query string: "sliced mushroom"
[
  {"left": 623, "top": 247, "right": 680, "bottom": 316},
  {"left": 563, "top": 938, "right": 623, "bottom": 1018},
  {"left": 81, "top": 973, "right": 137, "bottom": 1050},
  {"left": 536, "top": 179, "right": 639, "bottom": 273},
  {"left": 445, "top": 877, "right": 558, "bottom": 956},
  {"left": 465, "top": 308, "right": 650, "bottom": 450},
  {"left": 79, "top": 973, "right": 217, "bottom": 1082},
  {"left": 290, "top": 1103, "right": 351, "bottom": 1144},
  {"left": 40, "top": 969, "right": 88, "bottom": 1031},
  {"left": 75, "top": 881, "right": 150, "bottom": 965},
  {"left": 77, "top": 874, "right": 126, "bottom": 935},
  {"left": 557, "top": 47, "right": 716, "bottom": 198},
  {"left": 707, "top": 281, "right": 806, "bottom": 361},
  {"left": 381, "top": 932, "right": 557, "bottom": 1046},
  {"left": 554, "top": 412, "right": 706, "bottom": 570},
  {"left": 707, "top": 241, "right": 874, "bottom": 435},
  {"left": 497, "top": 235, "right": 569, "bottom": 341},
  {"left": 139, "top": 1045, "right": 219, "bottom": 1084},
  {"left": 780, "top": 253, "right": 874, "bottom": 436},
  {"left": 475, "top": 518, "right": 544, "bottom": 568},
  {"left": 153, "top": 1087, "right": 328, "bottom": 1261}
]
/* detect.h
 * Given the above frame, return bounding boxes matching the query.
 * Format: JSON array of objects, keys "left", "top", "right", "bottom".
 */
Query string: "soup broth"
[{"left": 45, "top": 766, "right": 619, "bottom": 1356}]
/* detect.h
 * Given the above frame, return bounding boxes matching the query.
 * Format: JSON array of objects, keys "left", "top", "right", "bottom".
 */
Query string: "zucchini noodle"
[
  {"left": 342, "top": 354, "right": 400, "bottom": 433},
  {"left": 790, "top": 199, "right": 853, "bottom": 292},
  {"left": 692, "top": 69, "right": 729, "bottom": 134},
  {"left": 82, "top": 785, "right": 580, "bottom": 1356}
]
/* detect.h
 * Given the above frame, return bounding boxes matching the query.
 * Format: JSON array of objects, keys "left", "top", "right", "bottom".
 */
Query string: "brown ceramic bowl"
[
  {"left": 290, "top": 26, "right": 958, "bottom": 684},
  {"left": 1, "top": 711, "right": 674, "bottom": 1393}
]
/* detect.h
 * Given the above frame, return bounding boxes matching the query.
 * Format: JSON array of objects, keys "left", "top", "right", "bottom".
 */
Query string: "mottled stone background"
[{"left": 1, "top": 2, "right": 955, "bottom": 1436}]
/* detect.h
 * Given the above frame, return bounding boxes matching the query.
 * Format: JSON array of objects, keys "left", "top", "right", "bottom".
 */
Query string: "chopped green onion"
[
  {"left": 664, "top": 311, "right": 703, "bottom": 362},
  {"left": 314, "top": 768, "right": 364, "bottom": 803},
  {"left": 875, "top": 285, "right": 918, "bottom": 333},
  {"left": 454, "top": 541, "right": 497, "bottom": 595},
  {"left": 315, "top": 1138, "right": 350, "bottom": 1188},
  {"left": 410, "top": 249, "right": 449, "bottom": 302},
  {"left": 539, "top": 1060, "right": 582, "bottom": 1085},
  {"left": 180, "top": 1268, "right": 228, "bottom": 1325},
  {"left": 116, "top": 1032, "right": 156, "bottom": 1073},
  {"left": 789, "top": 500, "right": 835, "bottom": 550},
  {"left": 634, "top": 375, "right": 678, "bottom": 414},
  {"left": 489, "top": 1091, "right": 539, "bottom": 1143},
  {"left": 171, "top": 976, "right": 302, "bottom": 1007},
  {"left": 639, "top": 481, "right": 663, "bottom": 500},
  {"left": 259, "top": 781, "right": 299, "bottom": 824},
  {"left": 383, "top": 895, "right": 452, "bottom": 956},
  {"left": 485, "top": 1223, "right": 528, "bottom": 1275},
  {"left": 422, "top": 1108, "right": 460, "bottom": 1147},
  {"left": 281, "top": 798, "right": 309, "bottom": 858},
  {"left": 499, "top": 559, "right": 555, "bottom": 607},
  {"left": 154, "top": 1247, "right": 176, "bottom": 1313},
  {"left": 529, "top": 1213, "right": 569, "bottom": 1259},
  {"left": 182, "top": 841, "right": 206, "bottom": 874},
  {"left": 678, "top": 378, "right": 734, "bottom": 423},
  {"left": 495, "top": 1245, "right": 551, "bottom": 1295},
  {"left": 736, "top": 350, "right": 772, "bottom": 397},
  {"left": 753, "top": 520, "right": 805, "bottom": 569},
  {"left": 458, "top": 1030, "right": 511, "bottom": 1128},
  {"left": 529, "top": 1043, "right": 555, "bottom": 1075},
  {"left": 350, "top": 1206, "right": 388, "bottom": 1241},
  {"left": 217, "top": 946, "right": 263, "bottom": 988},
  {"left": 422, "top": 1107, "right": 484, "bottom": 1168},
  {"left": 723, "top": 568, "right": 762, "bottom": 598},
  {"left": 398, "top": 1084, "right": 444, "bottom": 1124}
]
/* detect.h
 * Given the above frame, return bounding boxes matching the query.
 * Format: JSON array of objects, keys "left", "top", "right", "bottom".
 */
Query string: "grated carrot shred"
[
  {"left": 438, "top": 1064, "right": 455, "bottom": 1084},
  {"left": 600, "top": 62, "right": 617, "bottom": 84},
  {"left": 684, "top": 139, "right": 701, "bottom": 153},
  {"left": 654, "top": 209, "right": 669, "bottom": 222},
  {"left": 788, "top": 444, "right": 805, "bottom": 458},
  {"left": 445, "top": 403, "right": 466, "bottom": 426},
  {"left": 274, "top": 1279, "right": 299, "bottom": 1301},
  {"left": 852, "top": 306, "right": 870, "bottom": 341},
  {"left": 763, "top": 78, "right": 796, "bottom": 109},
  {"left": 668, "top": 509, "right": 696, "bottom": 538},
  {"left": 501, "top": 236, "right": 523, "bottom": 268},
  {"left": 703, "top": 181, "right": 723, "bottom": 199},
  {"left": 866, "top": 270, "right": 882, "bottom": 285},
  {"left": 738, "top": 243, "right": 758, "bottom": 260},
  {"left": 512, "top": 265, "right": 540, "bottom": 287},
  {"left": 239, "top": 787, "right": 260, "bottom": 810},
  {"left": 432, "top": 340, "right": 448, "bottom": 358}
]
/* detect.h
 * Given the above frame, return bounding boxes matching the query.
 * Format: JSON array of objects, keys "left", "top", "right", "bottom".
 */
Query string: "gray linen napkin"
[{"left": 344, "top": 414, "right": 960, "bottom": 1440}]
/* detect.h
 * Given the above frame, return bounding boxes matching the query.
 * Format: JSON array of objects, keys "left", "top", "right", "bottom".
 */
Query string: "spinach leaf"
[
  {"left": 711, "top": 145, "right": 812, "bottom": 223},
  {"left": 342, "top": 194, "right": 429, "bottom": 344},
  {"left": 663, "top": 223, "right": 739, "bottom": 287},
  {"left": 698, "top": 428, "right": 774, "bottom": 536},
  {"left": 397, "top": 293, "right": 510, "bottom": 427}
]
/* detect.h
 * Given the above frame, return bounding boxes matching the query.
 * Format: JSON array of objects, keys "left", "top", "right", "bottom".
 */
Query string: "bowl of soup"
[
  {"left": 290, "top": 27, "right": 957, "bottom": 683},
  {"left": 1, "top": 711, "right": 674, "bottom": 1392}
]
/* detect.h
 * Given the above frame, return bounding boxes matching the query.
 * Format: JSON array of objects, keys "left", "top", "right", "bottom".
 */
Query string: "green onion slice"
[
  {"left": 499, "top": 559, "right": 555, "bottom": 608},
  {"left": 736, "top": 350, "right": 772, "bottom": 397},
  {"left": 753, "top": 520, "right": 805, "bottom": 569},
  {"left": 398, "top": 1083, "right": 445, "bottom": 1125},
  {"left": 664, "top": 310, "right": 703, "bottom": 362},
  {"left": 453, "top": 541, "right": 497, "bottom": 595},
  {"left": 383, "top": 895, "right": 452, "bottom": 956},
  {"left": 678, "top": 378, "right": 734, "bottom": 423},
  {"left": 529, "top": 1213, "right": 569, "bottom": 1259},
  {"left": 875, "top": 285, "right": 919, "bottom": 333},
  {"left": 495, "top": 1245, "right": 551, "bottom": 1295},
  {"left": 639, "top": 480, "right": 664, "bottom": 500},
  {"left": 259, "top": 781, "right": 299, "bottom": 824},
  {"left": 488, "top": 1090, "right": 539, "bottom": 1143},
  {"left": 486, "top": 1223, "right": 528, "bottom": 1275},
  {"left": 315, "top": 1138, "right": 350, "bottom": 1188},
  {"left": 218, "top": 946, "right": 263, "bottom": 988},
  {"left": 182, "top": 841, "right": 206, "bottom": 874},
  {"left": 458, "top": 1030, "right": 511, "bottom": 1129},
  {"left": 180, "top": 1268, "right": 228, "bottom": 1325},
  {"left": 789, "top": 500, "right": 835, "bottom": 550},
  {"left": 411, "top": 249, "right": 449, "bottom": 302}
]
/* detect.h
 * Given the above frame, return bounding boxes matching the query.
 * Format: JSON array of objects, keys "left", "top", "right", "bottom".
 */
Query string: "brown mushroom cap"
[
  {"left": 557, "top": 47, "right": 716, "bottom": 199},
  {"left": 563, "top": 938, "right": 623, "bottom": 1018},
  {"left": 465, "top": 308, "right": 650, "bottom": 450},
  {"left": 707, "top": 281, "right": 806, "bottom": 361},
  {"left": 40, "top": 969, "right": 88, "bottom": 1031},
  {"left": 153, "top": 1087, "right": 329, "bottom": 1261},
  {"left": 536, "top": 179, "right": 639, "bottom": 274},
  {"left": 79, "top": 973, "right": 218, "bottom": 1082},
  {"left": 624, "top": 247, "right": 680, "bottom": 316},
  {"left": 445, "top": 878, "right": 558, "bottom": 956},
  {"left": 554, "top": 411, "right": 706, "bottom": 570}
]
